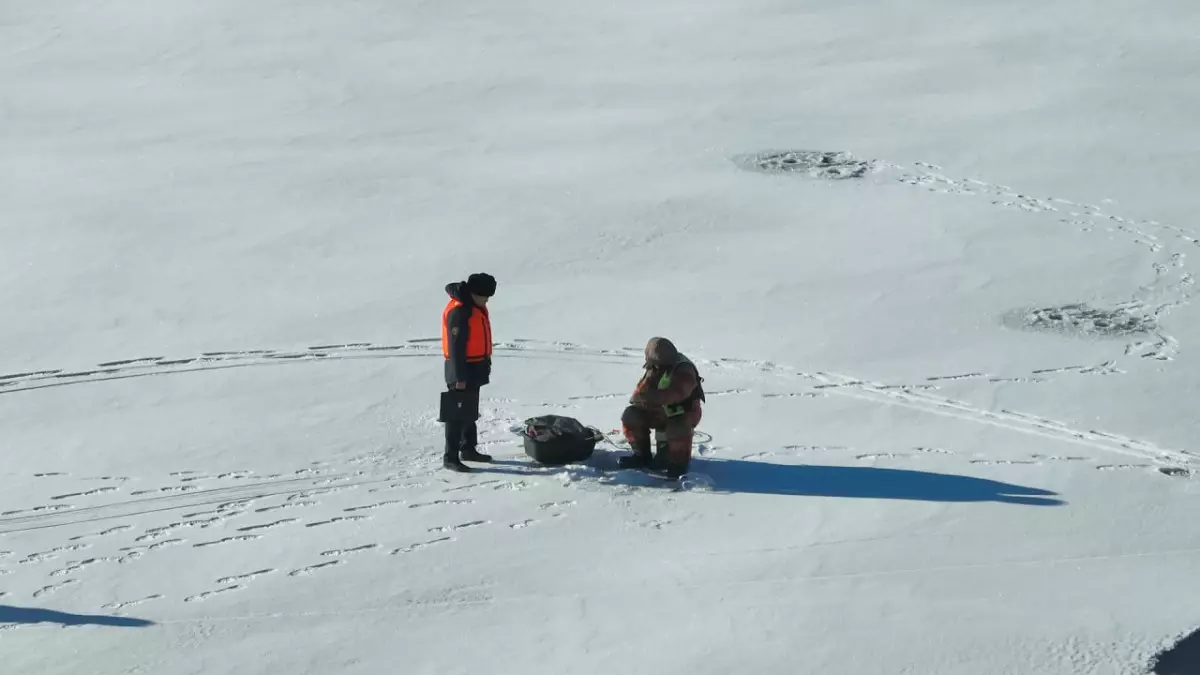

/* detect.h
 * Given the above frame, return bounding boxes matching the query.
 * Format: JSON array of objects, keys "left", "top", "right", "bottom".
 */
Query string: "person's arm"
[
  {"left": 446, "top": 306, "right": 471, "bottom": 386},
  {"left": 637, "top": 365, "right": 698, "bottom": 406},
  {"left": 629, "top": 368, "right": 655, "bottom": 407}
]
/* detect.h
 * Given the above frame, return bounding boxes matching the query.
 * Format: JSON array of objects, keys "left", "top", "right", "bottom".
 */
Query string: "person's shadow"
[
  {"left": 488, "top": 450, "right": 1064, "bottom": 506},
  {"left": 681, "top": 457, "right": 1064, "bottom": 505},
  {"left": 0, "top": 605, "right": 154, "bottom": 628}
]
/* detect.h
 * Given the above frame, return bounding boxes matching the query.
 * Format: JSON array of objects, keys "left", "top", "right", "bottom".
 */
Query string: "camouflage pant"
[{"left": 621, "top": 403, "right": 702, "bottom": 471}]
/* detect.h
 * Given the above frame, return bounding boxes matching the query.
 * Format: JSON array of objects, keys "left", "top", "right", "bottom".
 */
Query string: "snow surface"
[{"left": 3, "top": 1, "right": 1200, "bottom": 673}]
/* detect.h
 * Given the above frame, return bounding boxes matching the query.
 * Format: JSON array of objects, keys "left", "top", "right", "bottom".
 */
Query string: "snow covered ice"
[{"left": 3, "top": 1, "right": 1200, "bottom": 673}]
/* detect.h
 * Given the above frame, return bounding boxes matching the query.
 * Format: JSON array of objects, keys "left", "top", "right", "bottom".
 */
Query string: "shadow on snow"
[
  {"left": 1150, "top": 626, "right": 1200, "bottom": 675},
  {"left": 0, "top": 605, "right": 154, "bottom": 628},
  {"left": 686, "top": 458, "right": 1063, "bottom": 505},
  {"left": 482, "top": 453, "right": 1064, "bottom": 506}
]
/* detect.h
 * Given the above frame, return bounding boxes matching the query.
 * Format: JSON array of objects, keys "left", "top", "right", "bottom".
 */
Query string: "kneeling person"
[{"left": 620, "top": 337, "right": 705, "bottom": 478}]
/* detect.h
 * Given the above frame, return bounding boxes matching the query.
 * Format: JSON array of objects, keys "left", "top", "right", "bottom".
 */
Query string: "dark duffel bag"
[{"left": 521, "top": 415, "right": 602, "bottom": 466}]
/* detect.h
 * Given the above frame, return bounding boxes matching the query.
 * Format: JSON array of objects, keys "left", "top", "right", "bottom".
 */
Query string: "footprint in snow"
[
  {"left": 427, "top": 520, "right": 488, "bottom": 534},
  {"left": 51, "top": 487, "right": 120, "bottom": 500},
  {"left": 117, "top": 539, "right": 184, "bottom": 563},
  {"left": 408, "top": 499, "right": 474, "bottom": 509},
  {"left": 70, "top": 525, "right": 134, "bottom": 541},
  {"left": 19, "top": 544, "right": 90, "bottom": 564},
  {"left": 130, "top": 485, "right": 199, "bottom": 496},
  {"left": 320, "top": 545, "right": 378, "bottom": 557},
  {"left": 255, "top": 500, "right": 318, "bottom": 513},
  {"left": 306, "top": 516, "right": 371, "bottom": 528},
  {"left": 391, "top": 537, "right": 452, "bottom": 554},
  {"left": 184, "top": 586, "right": 240, "bottom": 602},
  {"left": 343, "top": 500, "right": 406, "bottom": 513},
  {"left": 2, "top": 504, "right": 73, "bottom": 516},
  {"left": 32, "top": 580, "right": 78, "bottom": 598},
  {"left": 236, "top": 518, "right": 300, "bottom": 532},
  {"left": 288, "top": 561, "right": 343, "bottom": 577},
  {"left": 216, "top": 569, "right": 275, "bottom": 584},
  {"left": 193, "top": 535, "right": 261, "bottom": 548},
  {"left": 49, "top": 557, "right": 115, "bottom": 577},
  {"left": 103, "top": 595, "right": 163, "bottom": 611}
]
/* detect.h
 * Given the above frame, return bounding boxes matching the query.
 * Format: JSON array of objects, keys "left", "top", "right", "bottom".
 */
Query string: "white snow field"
[{"left": 3, "top": 1, "right": 1200, "bottom": 673}]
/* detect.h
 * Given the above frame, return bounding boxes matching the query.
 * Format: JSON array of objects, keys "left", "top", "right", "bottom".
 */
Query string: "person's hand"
[{"left": 455, "top": 381, "right": 466, "bottom": 390}]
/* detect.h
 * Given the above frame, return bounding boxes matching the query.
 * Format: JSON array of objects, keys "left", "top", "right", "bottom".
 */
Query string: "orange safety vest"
[{"left": 442, "top": 299, "right": 492, "bottom": 362}]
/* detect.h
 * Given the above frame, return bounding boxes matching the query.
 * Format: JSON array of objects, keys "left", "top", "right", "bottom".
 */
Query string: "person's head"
[
  {"left": 466, "top": 272, "right": 496, "bottom": 306},
  {"left": 644, "top": 337, "right": 679, "bottom": 368}
]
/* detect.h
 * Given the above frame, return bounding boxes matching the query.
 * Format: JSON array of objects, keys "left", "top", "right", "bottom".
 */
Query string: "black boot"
[
  {"left": 662, "top": 460, "right": 688, "bottom": 479},
  {"left": 460, "top": 448, "right": 492, "bottom": 463},
  {"left": 458, "top": 421, "right": 491, "bottom": 462},
  {"left": 618, "top": 442, "right": 653, "bottom": 469},
  {"left": 443, "top": 420, "right": 474, "bottom": 471},
  {"left": 443, "top": 454, "right": 472, "bottom": 473}
]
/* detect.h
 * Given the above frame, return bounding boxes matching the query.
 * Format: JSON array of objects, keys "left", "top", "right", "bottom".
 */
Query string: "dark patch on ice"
[
  {"left": 1001, "top": 304, "right": 1157, "bottom": 338},
  {"left": 1158, "top": 467, "right": 1192, "bottom": 478},
  {"left": 733, "top": 150, "right": 877, "bottom": 179},
  {"left": 683, "top": 460, "right": 1063, "bottom": 504},
  {"left": 496, "top": 448, "right": 1063, "bottom": 505},
  {"left": 0, "top": 605, "right": 153, "bottom": 628},
  {"left": 1150, "top": 626, "right": 1200, "bottom": 674}
]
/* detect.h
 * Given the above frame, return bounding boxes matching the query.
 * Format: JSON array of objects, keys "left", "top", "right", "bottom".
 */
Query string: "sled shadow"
[
  {"left": 684, "top": 458, "right": 1064, "bottom": 505},
  {"left": 0, "top": 605, "right": 154, "bottom": 628}
]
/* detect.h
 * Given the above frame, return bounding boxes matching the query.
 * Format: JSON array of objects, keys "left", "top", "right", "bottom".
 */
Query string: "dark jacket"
[{"left": 443, "top": 282, "right": 492, "bottom": 388}]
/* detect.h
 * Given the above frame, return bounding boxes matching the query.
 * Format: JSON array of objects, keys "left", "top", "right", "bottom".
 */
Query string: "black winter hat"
[{"left": 467, "top": 273, "right": 497, "bottom": 297}]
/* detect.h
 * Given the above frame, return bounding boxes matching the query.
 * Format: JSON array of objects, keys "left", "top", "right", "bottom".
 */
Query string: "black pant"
[{"left": 443, "top": 387, "right": 480, "bottom": 458}]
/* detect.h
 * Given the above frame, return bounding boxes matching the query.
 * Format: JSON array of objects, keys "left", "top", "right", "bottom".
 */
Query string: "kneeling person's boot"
[
  {"left": 661, "top": 418, "right": 693, "bottom": 478},
  {"left": 618, "top": 442, "right": 653, "bottom": 469},
  {"left": 663, "top": 458, "right": 689, "bottom": 479}
]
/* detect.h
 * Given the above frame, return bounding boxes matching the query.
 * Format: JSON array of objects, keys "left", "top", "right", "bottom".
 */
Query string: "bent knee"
[{"left": 621, "top": 405, "right": 650, "bottom": 428}]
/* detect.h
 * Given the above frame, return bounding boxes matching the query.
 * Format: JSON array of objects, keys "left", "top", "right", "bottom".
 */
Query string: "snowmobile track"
[{"left": 811, "top": 372, "right": 1197, "bottom": 467}]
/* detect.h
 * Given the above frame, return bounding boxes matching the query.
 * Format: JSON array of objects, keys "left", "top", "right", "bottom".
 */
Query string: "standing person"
[
  {"left": 440, "top": 273, "right": 497, "bottom": 473},
  {"left": 619, "top": 337, "right": 705, "bottom": 478}
]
